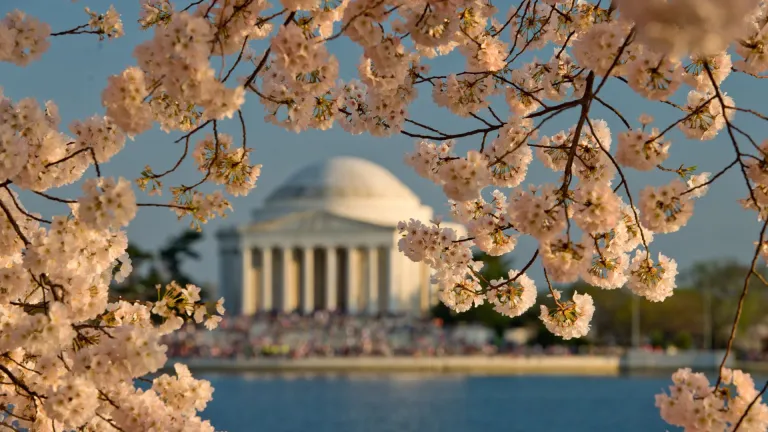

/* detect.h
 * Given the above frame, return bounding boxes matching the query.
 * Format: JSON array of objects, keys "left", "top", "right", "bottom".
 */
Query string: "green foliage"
[
  {"left": 649, "top": 330, "right": 666, "bottom": 348},
  {"left": 432, "top": 256, "right": 768, "bottom": 349},
  {"left": 673, "top": 331, "right": 694, "bottom": 350},
  {"left": 680, "top": 259, "right": 768, "bottom": 349}
]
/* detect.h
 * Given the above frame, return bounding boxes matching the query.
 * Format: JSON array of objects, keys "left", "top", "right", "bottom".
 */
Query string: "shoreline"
[
  {"left": 166, "top": 356, "right": 622, "bottom": 376},
  {"left": 162, "top": 351, "right": 754, "bottom": 376}
]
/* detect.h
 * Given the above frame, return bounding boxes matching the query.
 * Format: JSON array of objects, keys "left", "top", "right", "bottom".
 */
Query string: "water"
[{"left": 201, "top": 374, "right": 676, "bottom": 431}]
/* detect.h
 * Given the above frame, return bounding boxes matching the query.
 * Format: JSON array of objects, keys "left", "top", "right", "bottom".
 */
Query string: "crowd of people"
[{"left": 162, "top": 312, "right": 625, "bottom": 359}]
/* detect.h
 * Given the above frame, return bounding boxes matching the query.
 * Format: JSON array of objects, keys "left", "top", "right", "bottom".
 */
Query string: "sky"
[{"left": 0, "top": 2, "right": 764, "bottom": 291}]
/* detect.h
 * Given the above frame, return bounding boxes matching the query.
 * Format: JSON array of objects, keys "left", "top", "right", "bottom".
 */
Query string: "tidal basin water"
[{"left": 201, "top": 374, "right": 676, "bottom": 431}]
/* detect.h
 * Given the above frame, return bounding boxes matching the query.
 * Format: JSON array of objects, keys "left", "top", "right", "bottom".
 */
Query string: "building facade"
[{"left": 217, "top": 156, "right": 461, "bottom": 316}]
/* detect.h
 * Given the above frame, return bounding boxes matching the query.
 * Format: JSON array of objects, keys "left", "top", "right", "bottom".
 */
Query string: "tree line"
[{"left": 432, "top": 253, "right": 768, "bottom": 352}]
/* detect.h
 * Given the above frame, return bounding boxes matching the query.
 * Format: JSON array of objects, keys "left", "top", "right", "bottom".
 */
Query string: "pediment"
[{"left": 245, "top": 211, "right": 394, "bottom": 234}]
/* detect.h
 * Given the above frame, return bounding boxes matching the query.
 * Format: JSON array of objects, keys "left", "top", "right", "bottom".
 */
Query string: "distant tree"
[
  {"left": 681, "top": 260, "right": 768, "bottom": 349},
  {"left": 431, "top": 257, "right": 768, "bottom": 350},
  {"left": 113, "top": 243, "right": 155, "bottom": 301},
  {"left": 158, "top": 229, "right": 204, "bottom": 288},
  {"left": 113, "top": 229, "right": 206, "bottom": 301},
  {"left": 576, "top": 280, "right": 707, "bottom": 348},
  {"left": 649, "top": 330, "right": 666, "bottom": 349},
  {"left": 674, "top": 332, "right": 694, "bottom": 350}
]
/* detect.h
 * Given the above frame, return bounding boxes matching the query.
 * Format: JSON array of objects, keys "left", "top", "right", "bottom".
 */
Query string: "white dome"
[
  {"left": 257, "top": 156, "right": 432, "bottom": 226},
  {"left": 265, "top": 156, "right": 420, "bottom": 205}
]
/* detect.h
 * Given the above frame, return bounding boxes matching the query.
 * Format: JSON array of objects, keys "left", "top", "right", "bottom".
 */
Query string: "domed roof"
[
  {"left": 257, "top": 156, "right": 431, "bottom": 227},
  {"left": 265, "top": 156, "right": 420, "bottom": 205}
]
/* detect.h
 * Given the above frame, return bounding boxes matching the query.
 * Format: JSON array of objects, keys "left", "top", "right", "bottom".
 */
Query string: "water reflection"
[{"left": 201, "top": 375, "right": 675, "bottom": 432}]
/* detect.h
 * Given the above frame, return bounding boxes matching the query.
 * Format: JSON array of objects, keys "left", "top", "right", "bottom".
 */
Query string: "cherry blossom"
[
  {"left": 487, "top": 270, "right": 537, "bottom": 318},
  {"left": 539, "top": 291, "right": 595, "bottom": 340}
]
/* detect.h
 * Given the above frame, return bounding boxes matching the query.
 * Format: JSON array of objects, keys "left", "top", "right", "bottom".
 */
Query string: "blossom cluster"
[
  {"left": 0, "top": 4, "right": 254, "bottom": 430},
  {"left": 1, "top": 0, "right": 768, "bottom": 430},
  {"left": 656, "top": 368, "right": 768, "bottom": 431}
]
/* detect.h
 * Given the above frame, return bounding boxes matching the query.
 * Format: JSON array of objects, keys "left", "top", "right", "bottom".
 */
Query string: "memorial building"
[{"left": 216, "top": 156, "right": 463, "bottom": 316}]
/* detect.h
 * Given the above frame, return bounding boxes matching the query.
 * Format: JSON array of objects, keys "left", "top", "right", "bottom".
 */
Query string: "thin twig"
[
  {"left": 0, "top": 199, "right": 29, "bottom": 245},
  {"left": 714, "top": 218, "right": 768, "bottom": 389},
  {"left": 732, "top": 380, "right": 768, "bottom": 431},
  {"left": 680, "top": 158, "right": 739, "bottom": 196},
  {"left": 32, "top": 191, "right": 76, "bottom": 204},
  {"left": 594, "top": 95, "right": 631, "bottom": 129},
  {"left": 2, "top": 187, "right": 50, "bottom": 224}
]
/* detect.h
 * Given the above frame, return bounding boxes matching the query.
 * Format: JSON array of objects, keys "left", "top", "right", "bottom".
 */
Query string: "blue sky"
[{"left": 0, "top": 2, "right": 763, "bottom": 290}]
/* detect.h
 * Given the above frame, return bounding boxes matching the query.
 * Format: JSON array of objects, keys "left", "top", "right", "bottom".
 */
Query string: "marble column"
[
  {"left": 241, "top": 245, "right": 256, "bottom": 316},
  {"left": 325, "top": 246, "right": 338, "bottom": 311},
  {"left": 282, "top": 247, "right": 296, "bottom": 312},
  {"left": 302, "top": 246, "right": 315, "bottom": 314},
  {"left": 387, "top": 246, "right": 400, "bottom": 313},
  {"left": 366, "top": 247, "right": 379, "bottom": 315},
  {"left": 260, "top": 247, "right": 273, "bottom": 312},
  {"left": 346, "top": 248, "right": 360, "bottom": 314}
]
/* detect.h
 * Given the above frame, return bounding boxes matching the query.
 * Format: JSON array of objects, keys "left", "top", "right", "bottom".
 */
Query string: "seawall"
[
  {"left": 160, "top": 350, "right": 758, "bottom": 376},
  {"left": 165, "top": 356, "right": 622, "bottom": 376}
]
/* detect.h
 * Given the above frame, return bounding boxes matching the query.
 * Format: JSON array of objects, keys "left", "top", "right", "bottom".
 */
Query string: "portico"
[
  {"left": 241, "top": 244, "right": 388, "bottom": 314},
  {"left": 216, "top": 156, "right": 463, "bottom": 316}
]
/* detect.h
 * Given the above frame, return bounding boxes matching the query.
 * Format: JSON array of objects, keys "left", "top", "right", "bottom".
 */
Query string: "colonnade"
[{"left": 240, "top": 244, "right": 413, "bottom": 315}]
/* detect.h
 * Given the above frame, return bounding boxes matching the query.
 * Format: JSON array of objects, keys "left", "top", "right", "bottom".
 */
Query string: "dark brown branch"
[
  {"left": 525, "top": 99, "right": 580, "bottom": 119},
  {"left": 645, "top": 95, "right": 717, "bottom": 143},
  {"left": 242, "top": 11, "right": 296, "bottom": 89},
  {"left": 593, "top": 28, "right": 636, "bottom": 96},
  {"left": 0, "top": 199, "right": 29, "bottom": 245},
  {"left": 222, "top": 36, "right": 250, "bottom": 83},
  {"left": 509, "top": 249, "right": 540, "bottom": 283},
  {"left": 470, "top": 112, "right": 496, "bottom": 128},
  {"left": 97, "top": 413, "right": 126, "bottom": 432},
  {"left": 491, "top": 107, "right": 563, "bottom": 166},
  {"left": 182, "top": 0, "right": 206, "bottom": 12},
  {"left": 487, "top": 107, "right": 503, "bottom": 124},
  {"left": 45, "top": 146, "right": 89, "bottom": 168},
  {"left": 137, "top": 203, "right": 194, "bottom": 210},
  {"left": 507, "top": 3, "right": 555, "bottom": 66},
  {"left": 50, "top": 24, "right": 99, "bottom": 37},
  {"left": 174, "top": 120, "right": 212, "bottom": 144},
  {"left": 0, "top": 363, "right": 44, "bottom": 400},
  {"left": 732, "top": 380, "right": 768, "bottom": 431},
  {"left": 594, "top": 95, "right": 631, "bottom": 129},
  {"left": 401, "top": 124, "right": 502, "bottom": 141},
  {"left": 492, "top": 1, "right": 526, "bottom": 37},
  {"left": 2, "top": 187, "right": 50, "bottom": 224},
  {"left": 586, "top": 117, "right": 651, "bottom": 255},
  {"left": 32, "top": 191, "right": 76, "bottom": 204},
  {"left": 180, "top": 121, "right": 222, "bottom": 192},
  {"left": 148, "top": 137, "right": 190, "bottom": 179},
  {"left": 237, "top": 109, "right": 248, "bottom": 152},
  {"left": 725, "top": 105, "right": 768, "bottom": 122},
  {"left": 733, "top": 67, "right": 768, "bottom": 79},
  {"left": 680, "top": 158, "right": 739, "bottom": 196},
  {"left": 403, "top": 119, "right": 449, "bottom": 137},
  {"left": 560, "top": 72, "right": 595, "bottom": 191},
  {"left": 714, "top": 218, "right": 768, "bottom": 390},
  {"left": 704, "top": 64, "right": 759, "bottom": 209}
]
